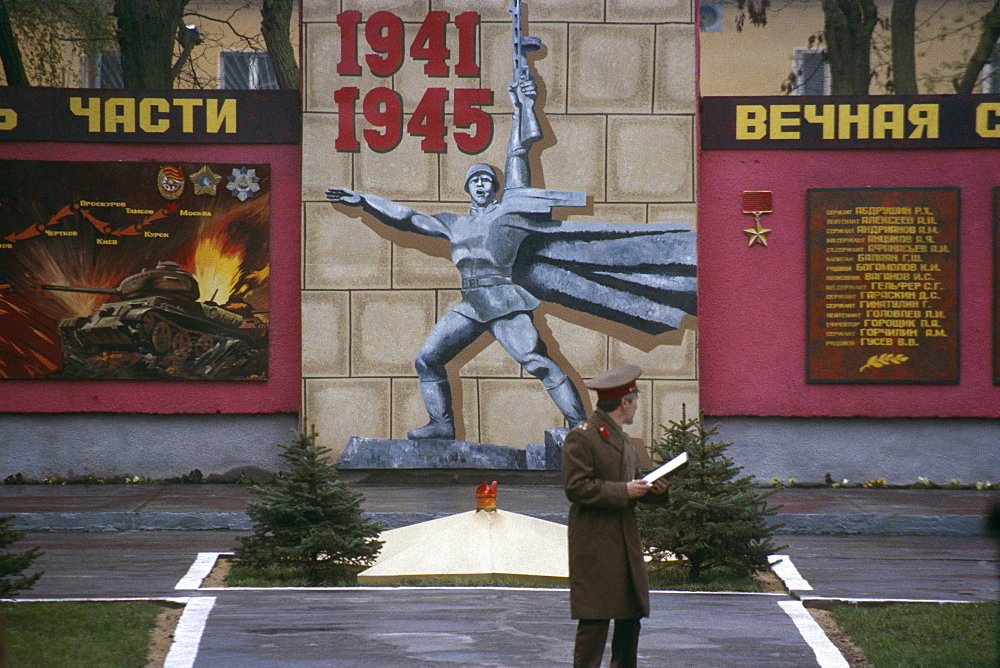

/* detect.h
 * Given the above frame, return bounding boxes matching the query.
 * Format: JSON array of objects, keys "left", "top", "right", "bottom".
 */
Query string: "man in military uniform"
[
  {"left": 326, "top": 77, "right": 586, "bottom": 440},
  {"left": 562, "top": 364, "right": 668, "bottom": 668}
]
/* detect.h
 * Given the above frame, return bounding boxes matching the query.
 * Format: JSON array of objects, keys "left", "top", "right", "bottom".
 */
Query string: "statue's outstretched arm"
[
  {"left": 326, "top": 187, "right": 449, "bottom": 239},
  {"left": 504, "top": 77, "right": 540, "bottom": 190}
]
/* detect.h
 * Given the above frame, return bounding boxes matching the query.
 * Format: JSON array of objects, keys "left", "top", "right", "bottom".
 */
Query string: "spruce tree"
[
  {"left": 0, "top": 515, "right": 43, "bottom": 597},
  {"left": 234, "top": 426, "right": 384, "bottom": 585},
  {"left": 637, "top": 409, "right": 782, "bottom": 581}
]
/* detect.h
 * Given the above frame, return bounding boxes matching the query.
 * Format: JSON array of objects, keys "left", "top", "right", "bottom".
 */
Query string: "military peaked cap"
[{"left": 585, "top": 364, "right": 642, "bottom": 401}]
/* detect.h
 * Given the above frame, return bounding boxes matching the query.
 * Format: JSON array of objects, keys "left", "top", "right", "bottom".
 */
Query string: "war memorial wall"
[
  {"left": 699, "top": 95, "right": 1000, "bottom": 483},
  {"left": 1, "top": 0, "right": 997, "bottom": 483},
  {"left": 0, "top": 90, "right": 302, "bottom": 479}
]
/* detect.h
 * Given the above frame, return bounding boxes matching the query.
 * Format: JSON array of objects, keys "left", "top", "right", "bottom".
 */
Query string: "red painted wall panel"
[
  {"left": 0, "top": 142, "right": 301, "bottom": 413},
  {"left": 699, "top": 148, "right": 1000, "bottom": 417}
]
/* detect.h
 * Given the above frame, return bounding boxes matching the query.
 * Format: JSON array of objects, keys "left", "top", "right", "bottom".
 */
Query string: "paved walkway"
[
  {"left": 3, "top": 483, "right": 998, "bottom": 666},
  {"left": 12, "top": 529, "right": 997, "bottom": 667},
  {"left": 191, "top": 589, "right": 821, "bottom": 667}
]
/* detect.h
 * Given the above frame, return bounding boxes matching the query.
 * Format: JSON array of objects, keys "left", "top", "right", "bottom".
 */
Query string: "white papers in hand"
[{"left": 641, "top": 451, "right": 688, "bottom": 484}]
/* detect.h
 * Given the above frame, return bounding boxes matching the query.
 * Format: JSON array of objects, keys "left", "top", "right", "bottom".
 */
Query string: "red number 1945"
[{"left": 333, "top": 10, "right": 494, "bottom": 154}]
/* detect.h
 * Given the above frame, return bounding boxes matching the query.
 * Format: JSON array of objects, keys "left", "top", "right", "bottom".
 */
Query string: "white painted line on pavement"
[
  {"left": 3, "top": 597, "right": 191, "bottom": 604},
  {"left": 778, "top": 600, "right": 849, "bottom": 668},
  {"left": 176, "top": 552, "right": 224, "bottom": 590},
  {"left": 802, "top": 595, "right": 980, "bottom": 606},
  {"left": 164, "top": 596, "right": 216, "bottom": 668},
  {"left": 202, "top": 585, "right": 572, "bottom": 592},
  {"left": 649, "top": 589, "right": 785, "bottom": 596},
  {"left": 769, "top": 554, "right": 814, "bottom": 592}
]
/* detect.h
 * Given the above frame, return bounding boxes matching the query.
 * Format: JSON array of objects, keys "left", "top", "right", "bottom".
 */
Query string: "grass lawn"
[
  {"left": 831, "top": 601, "right": 998, "bottom": 667},
  {"left": 1, "top": 600, "right": 164, "bottom": 667},
  {"left": 226, "top": 561, "right": 347, "bottom": 587},
  {"left": 646, "top": 562, "right": 764, "bottom": 592}
]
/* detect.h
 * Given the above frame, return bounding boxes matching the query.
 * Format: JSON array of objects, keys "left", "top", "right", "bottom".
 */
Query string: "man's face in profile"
[{"left": 621, "top": 391, "right": 639, "bottom": 425}]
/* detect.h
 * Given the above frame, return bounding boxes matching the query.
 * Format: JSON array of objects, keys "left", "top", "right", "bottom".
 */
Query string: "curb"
[
  {"left": 8, "top": 511, "right": 989, "bottom": 535},
  {"left": 9, "top": 512, "right": 253, "bottom": 532},
  {"left": 771, "top": 513, "right": 986, "bottom": 536}
]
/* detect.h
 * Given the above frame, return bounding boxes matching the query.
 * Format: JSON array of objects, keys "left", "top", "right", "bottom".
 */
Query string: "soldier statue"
[{"left": 326, "top": 76, "right": 588, "bottom": 440}]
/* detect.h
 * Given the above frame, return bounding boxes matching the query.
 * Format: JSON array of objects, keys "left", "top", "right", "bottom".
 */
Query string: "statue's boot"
[
  {"left": 407, "top": 380, "right": 456, "bottom": 440},
  {"left": 547, "top": 376, "right": 587, "bottom": 428}
]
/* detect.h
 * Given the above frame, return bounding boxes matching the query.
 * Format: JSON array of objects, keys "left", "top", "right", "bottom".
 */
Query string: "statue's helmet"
[{"left": 463, "top": 163, "right": 498, "bottom": 194}]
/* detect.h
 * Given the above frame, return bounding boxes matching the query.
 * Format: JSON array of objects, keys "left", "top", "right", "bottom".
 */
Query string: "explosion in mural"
[{"left": 0, "top": 160, "right": 270, "bottom": 380}]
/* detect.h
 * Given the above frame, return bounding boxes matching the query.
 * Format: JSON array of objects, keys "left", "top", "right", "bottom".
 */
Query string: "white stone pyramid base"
[{"left": 357, "top": 509, "right": 569, "bottom": 585}]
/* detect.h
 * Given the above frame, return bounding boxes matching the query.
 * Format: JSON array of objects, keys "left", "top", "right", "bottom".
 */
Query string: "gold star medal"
[
  {"left": 742, "top": 191, "right": 773, "bottom": 247},
  {"left": 743, "top": 220, "right": 772, "bottom": 246},
  {"left": 189, "top": 165, "right": 222, "bottom": 196}
]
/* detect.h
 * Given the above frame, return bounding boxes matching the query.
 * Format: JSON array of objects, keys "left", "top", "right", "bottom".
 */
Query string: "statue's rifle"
[{"left": 509, "top": 0, "right": 542, "bottom": 146}]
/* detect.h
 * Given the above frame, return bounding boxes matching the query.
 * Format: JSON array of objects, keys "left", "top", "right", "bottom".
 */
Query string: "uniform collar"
[{"left": 593, "top": 409, "right": 626, "bottom": 439}]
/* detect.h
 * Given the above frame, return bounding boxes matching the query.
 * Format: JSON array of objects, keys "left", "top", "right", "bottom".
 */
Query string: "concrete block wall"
[{"left": 301, "top": 0, "right": 698, "bottom": 458}]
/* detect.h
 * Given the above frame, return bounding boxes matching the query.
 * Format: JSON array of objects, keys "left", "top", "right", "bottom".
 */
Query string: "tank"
[{"left": 41, "top": 261, "right": 267, "bottom": 379}]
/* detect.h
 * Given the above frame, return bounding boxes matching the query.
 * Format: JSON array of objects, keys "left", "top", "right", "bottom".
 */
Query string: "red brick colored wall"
[{"left": 698, "top": 147, "right": 1000, "bottom": 417}]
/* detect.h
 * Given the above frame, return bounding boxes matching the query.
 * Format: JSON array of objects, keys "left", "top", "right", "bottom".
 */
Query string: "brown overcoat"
[{"left": 562, "top": 409, "right": 657, "bottom": 620}]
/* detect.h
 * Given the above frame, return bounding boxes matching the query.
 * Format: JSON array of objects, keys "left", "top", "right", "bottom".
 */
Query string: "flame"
[
  {"left": 232, "top": 266, "right": 269, "bottom": 300},
  {"left": 182, "top": 191, "right": 269, "bottom": 309},
  {"left": 476, "top": 481, "right": 498, "bottom": 511},
  {"left": 193, "top": 233, "right": 244, "bottom": 303}
]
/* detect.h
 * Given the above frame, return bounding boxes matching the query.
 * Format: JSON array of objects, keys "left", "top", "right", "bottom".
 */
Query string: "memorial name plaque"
[{"left": 807, "top": 188, "right": 959, "bottom": 383}]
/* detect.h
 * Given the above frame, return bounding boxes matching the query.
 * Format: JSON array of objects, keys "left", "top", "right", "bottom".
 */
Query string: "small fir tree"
[
  {"left": 637, "top": 409, "right": 783, "bottom": 581},
  {"left": 234, "top": 426, "right": 384, "bottom": 585},
  {"left": 0, "top": 515, "right": 43, "bottom": 597}
]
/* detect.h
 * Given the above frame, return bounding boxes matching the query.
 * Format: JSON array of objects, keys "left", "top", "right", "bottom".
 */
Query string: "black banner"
[
  {"left": 0, "top": 89, "right": 300, "bottom": 144},
  {"left": 702, "top": 95, "right": 1000, "bottom": 150}
]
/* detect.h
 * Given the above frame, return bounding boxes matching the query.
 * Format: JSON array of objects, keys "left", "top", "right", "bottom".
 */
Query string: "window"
[
  {"left": 220, "top": 51, "right": 278, "bottom": 90},
  {"left": 982, "top": 43, "right": 1000, "bottom": 93},
  {"left": 792, "top": 49, "right": 829, "bottom": 96},
  {"left": 93, "top": 51, "right": 123, "bottom": 88}
]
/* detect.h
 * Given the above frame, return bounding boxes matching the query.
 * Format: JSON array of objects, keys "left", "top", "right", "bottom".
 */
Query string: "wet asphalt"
[{"left": 3, "top": 484, "right": 999, "bottom": 666}]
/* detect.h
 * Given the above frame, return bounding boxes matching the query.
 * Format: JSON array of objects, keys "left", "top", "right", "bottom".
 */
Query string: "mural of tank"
[{"left": 41, "top": 261, "right": 267, "bottom": 380}]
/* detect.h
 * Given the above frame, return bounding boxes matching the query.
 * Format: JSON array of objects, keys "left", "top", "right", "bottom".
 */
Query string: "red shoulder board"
[{"left": 598, "top": 425, "right": 609, "bottom": 439}]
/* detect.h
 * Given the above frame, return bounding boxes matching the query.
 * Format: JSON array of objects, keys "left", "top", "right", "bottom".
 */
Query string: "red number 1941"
[{"left": 333, "top": 10, "right": 494, "bottom": 154}]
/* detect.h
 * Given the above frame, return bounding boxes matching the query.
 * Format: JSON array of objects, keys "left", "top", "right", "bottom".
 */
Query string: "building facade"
[{"left": 1, "top": 0, "right": 997, "bottom": 484}]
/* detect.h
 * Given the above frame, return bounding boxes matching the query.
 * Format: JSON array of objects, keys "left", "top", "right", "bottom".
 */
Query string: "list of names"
[{"left": 807, "top": 188, "right": 959, "bottom": 383}]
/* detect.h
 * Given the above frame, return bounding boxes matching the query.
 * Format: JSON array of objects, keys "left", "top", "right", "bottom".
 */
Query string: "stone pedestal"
[
  {"left": 524, "top": 428, "right": 570, "bottom": 469},
  {"left": 338, "top": 437, "right": 529, "bottom": 470},
  {"left": 337, "top": 431, "right": 574, "bottom": 470}
]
